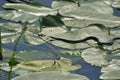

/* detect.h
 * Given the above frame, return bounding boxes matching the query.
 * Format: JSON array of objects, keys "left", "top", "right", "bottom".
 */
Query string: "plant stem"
[
  {"left": 38, "top": 36, "right": 61, "bottom": 60},
  {"left": 7, "top": 66, "right": 13, "bottom": 80},
  {"left": 0, "top": 29, "right": 2, "bottom": 60},
  {"left": 7, "top": 26, "right": 27, "bottom": 80},
  {"left": 12, "top": 26, "right": 27, "bottom": 57}
]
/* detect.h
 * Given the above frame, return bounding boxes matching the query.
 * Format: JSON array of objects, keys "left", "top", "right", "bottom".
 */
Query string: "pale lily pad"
[
  {"left": 0, "top": 3, "right": 57, "bottom": 23},
  {"left": 100, "top": 70, "right": 120, "bottom": 80},
  {"left": 51, "top": 40, "right": 91, "bottom": 49},
  {"left": 101, "top": 60, "right": 120, "bottom": 73},
  {"left": 52, "top": 0, "right": 120, "bottom": 28},
  {"left": 0, "top": 22, "right": 46, "bottom": 45},
  {"left": 50, "top": 26, "right": 113, "bottom": 43},
  {"left": 100, "top": 55, "right": 120, "bottom": 80},
  {"left": 52, "top": 0, "right": 113, "bottom": 14},
  {"left": 17, "top": 59, "right": 81, "bottom": 71},
  {"left": 47, "top": 25, "right": 115, "bottom": 49},
  {"left": 101, "top": 0, "right": 114, "bottom": 6},
  {"left": 52, "top": 1, "right": 77, "bottom": 10},
  {"left": 0, "top": 10, "right": 39, "bottom": 23},
  {"left": 2, "top": 3, "right": 56, "bottom": 15},
  {"left": 112, "top": 0, "right": 120, "bottom": 9},
  {"left": 0, "top": 23, "right": 23, "bottom": 43},
  {"left": 12, "top": 71, "right": 89, "bottom": 80},
  {"left": 81, "top": 48, "right": 108, "bottom": 66},
  {"left": 41, "top": 27, "right": 67, "bottom": 36},
  {"left": 110, "top": 28, "right": 120, "bottom": 39}
]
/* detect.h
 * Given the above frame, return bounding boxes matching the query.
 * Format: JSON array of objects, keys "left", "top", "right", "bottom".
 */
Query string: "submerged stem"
[
  {"left": 12, "top": 26, "right": 27, "bottom": 57},
  {"left": 7, "top": 66, "right": 13, "bottom": 80},
  {"left": 7, "top": 26, "right": 27, "bottom": 80},
  {"left": 38, "top": 35, "right": 61, "bottom": 60}
]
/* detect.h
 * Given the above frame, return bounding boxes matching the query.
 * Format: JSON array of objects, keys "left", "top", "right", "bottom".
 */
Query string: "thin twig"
[{"left": 38, "top": 35, "right": 61, "bottom": 60}]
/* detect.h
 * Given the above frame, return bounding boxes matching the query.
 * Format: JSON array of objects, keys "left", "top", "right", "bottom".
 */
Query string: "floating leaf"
[
  {"left": 17, "top": 59, "right": 81, "bottom": 71},
  {"left": 0, "top": 22, "right": 46, "bottom": 45},
  {"left": 41, "top": 27, "right": 67, "bottom": 36},
  {"left": 0, "top": 10, "right": 39, "bottom": 23},
  {"left": 49, "top": 26, "right": 111, "bottom": 42},
  {"left": 0, "top": 3, "right": 57, "bottom": 23},
  {"left": 52, "top": 0, "right": 120, "bottom": 28},
  {"left": 100, "top": 70, "right": 120, "bottom": 80},
  {"left": 0, "top": 22, "right": 23, "bottom": 43},
  {"left": 101, "top": 60, "right": 120, "bottom": 73},
  {"left": 2, "top": 3, "right": 57, "bottom": 16},
  {"left": 100, "top": 51, "right": 120, "bottom": 80},
  {"left": 81, "top": 48, "right": 108, "bottom": 66},
  {"left": 112, "top": 0, "right": 120, "bottom": 9},
  {"left": 12, "top": 71, "right": 89, "bottom": 80}
]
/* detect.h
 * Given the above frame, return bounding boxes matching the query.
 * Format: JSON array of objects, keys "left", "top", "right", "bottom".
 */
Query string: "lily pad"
[
  {"left": 0, "top": 3, "right": 57, "bottom": 23},
  {"left": 112, "top": 0, "right": 120, "bottom": 9},
  {"left": 12, "top": 71, "right": 89, "bottom": 80},
  {"left": 100, "top": 70, "right": 120, "bottom": 80},
  {"left": 17, "top": 59, "right": 81, "bottom": 71},
  {"left": 100, "top": 55, "right": 120, "bottom": 80},
  {"left": 52, "top": 0, "right": 120, "bottom": 28},
  {"left": 50, "top": 26, "right": 113, "bottom": 44},
  {"left": 81, "top": 48, "right": 108, "bottom": 66},
  {"left": 0, "top": 22, "right": 46, "bottom": 45}
]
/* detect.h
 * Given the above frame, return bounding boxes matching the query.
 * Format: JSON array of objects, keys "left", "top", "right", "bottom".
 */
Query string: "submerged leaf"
[
  {"left": 12, "top": 71, "right": 89, "bottom": 80},
  {"left": 42, "top": 15, "right": 65, "bottom": 27},
  {"left": 17, "top": 59, "right": 81, "bottom": 71},
  {"left": 2, "top": 48, "right": 55, "bottom": 61}
]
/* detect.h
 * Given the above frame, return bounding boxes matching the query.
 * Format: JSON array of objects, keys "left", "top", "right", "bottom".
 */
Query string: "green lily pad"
[
  {"left": 0, "top": 3, "right": 57, "bottom": 23},
  {"left": 100, "top": 70, "right": 120, "bottom": 80},
  {"left": 112, "top": 0, "right": 120, "bottom": 9},
  {"left": 100, "top": 55, "right": 120, "bottom": 80},
  {"left": 52, "top": 0, "right": 120, "bottom": 28},
  {"left": 81, "top": 48, "right": 108, "bottom": 66},
  {"left": 0, "top": 22, "right": 46, "bottom": 45},
  {"left": 50, "top": 26, "right": 111, "bottom": 42}
]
